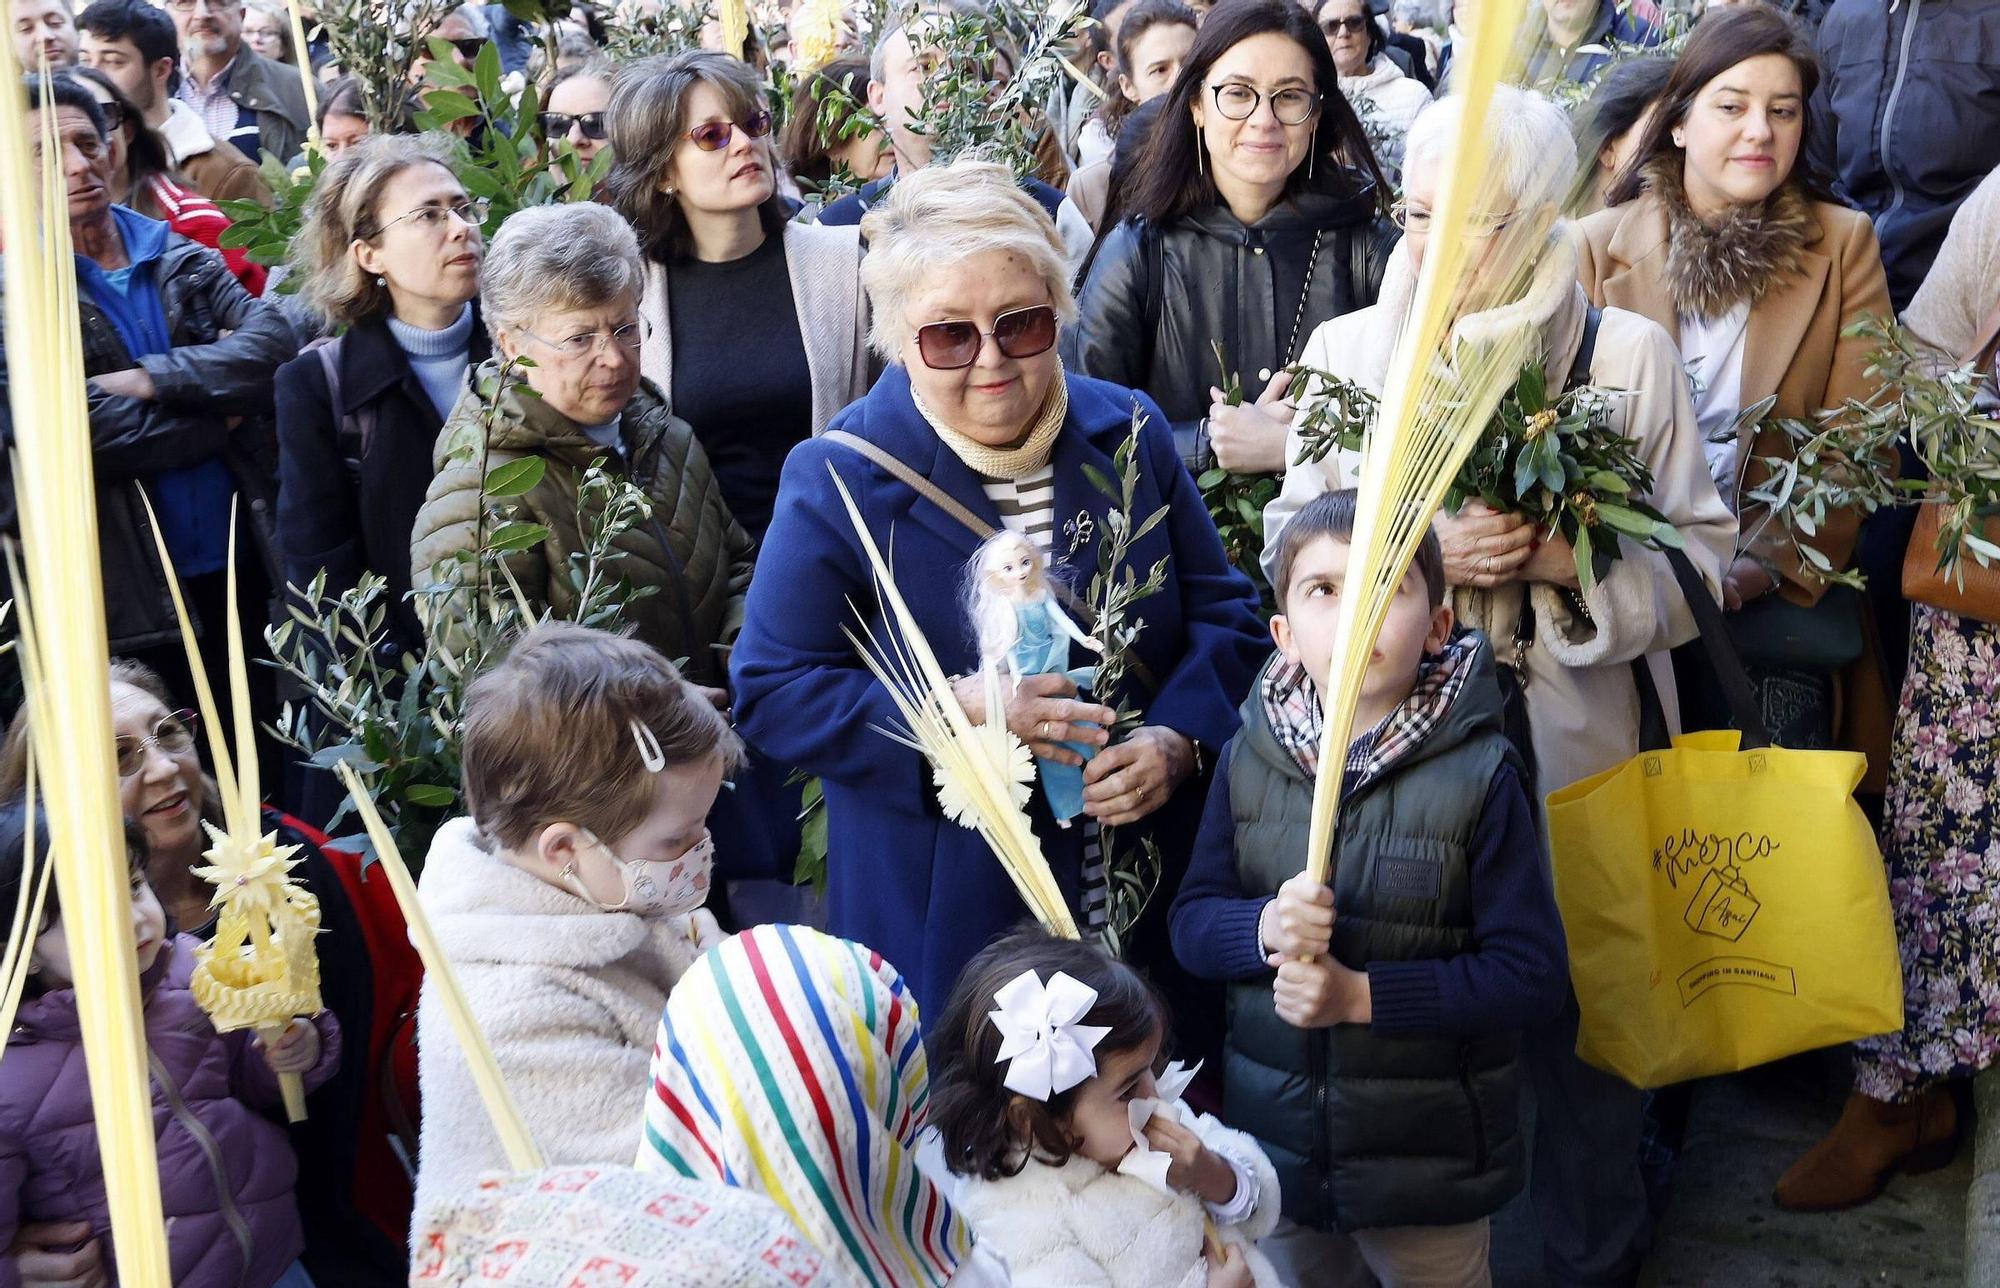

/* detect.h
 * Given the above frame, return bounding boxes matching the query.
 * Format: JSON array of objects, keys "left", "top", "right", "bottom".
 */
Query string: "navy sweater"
[{"left": 1169, "top": 742, "right": 1568, "bottom": 1039}]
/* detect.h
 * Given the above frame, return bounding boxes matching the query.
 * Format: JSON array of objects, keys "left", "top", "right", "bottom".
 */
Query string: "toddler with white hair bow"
[{"left": 930, "top": 928, "right": 1283, "bottom": 1288}]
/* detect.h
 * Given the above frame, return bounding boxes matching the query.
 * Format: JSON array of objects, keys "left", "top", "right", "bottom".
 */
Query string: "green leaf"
[
  {"left": 1574, "top": 521, "right": 1596, "bottom": 595},
  {"left": 486, "top": 521, "right": 551, "bottom": 553},
  {"left": 419, "top": 88, "right": 480, "bottom": 122},
  {"left": 1197, "top": 468, "right": 1228, "bottom": 489},
  {"left": 1515, "top": 361, "right": 1547, "bottom": 414},
  {"left": 1586, "top": 470, "right": 1631, "bottom": 495},
  {"left": 403, "top": 783, "right": 458, "bottom": 807},
  {"left": 475, "top": 40, "right": 504, "bottom": 104},
  {"left": 1594, "top": 503, "right": 1662, "bottom": 539},
  {"left": 484, "top": 456, "right": 548, "bottom": 497}
]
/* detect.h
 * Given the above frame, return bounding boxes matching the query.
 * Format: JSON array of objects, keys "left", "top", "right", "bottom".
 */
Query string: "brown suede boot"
[{"left": 1772, "top": 1087, "right": 1960, "bottom": 1212}]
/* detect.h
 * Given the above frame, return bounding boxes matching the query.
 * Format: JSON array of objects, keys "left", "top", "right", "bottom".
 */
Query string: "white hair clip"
[
  {"left": 989, "top": 968, "right": 1111, "bottom": 1101},
  {"left": 630, "top": 719, "right": 667, "bottom": 773}
]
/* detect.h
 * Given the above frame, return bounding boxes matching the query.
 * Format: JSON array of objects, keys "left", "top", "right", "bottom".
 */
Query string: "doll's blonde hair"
[{"left": 965, "top": 531, "right": 1050, "bottom": 668}]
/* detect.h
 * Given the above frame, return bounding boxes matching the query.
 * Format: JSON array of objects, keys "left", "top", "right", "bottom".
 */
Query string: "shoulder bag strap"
[
  {"left": 1961, "top": 293, "right": 2000, "bottom": 373},
  {"left": 823, "top": 429, "right": 1157, "bottom": 693},
  {"left": 1565, "top": 305, "right": 1602, "bottom": 394},
  {"left": 1630, "top": 546, "right": 1773, "bottom": 752}
]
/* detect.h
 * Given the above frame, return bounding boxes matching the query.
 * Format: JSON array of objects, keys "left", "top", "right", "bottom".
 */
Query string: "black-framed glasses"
[
  {"left": 366, "top": 197, "right": 489, "bottom": 238},
  {"left": 1207, "top": 81, "right": 1320, "bottom": 125},
  {"left": 913, "top": 305, "right": 1058, "bottom": 370},
  {"left": 1321, "top": 14, "right": 1370, "bottom": 35},
  {"left": 540, "top": 110, "right": 607, "bottom": 141},
  {"left": 115, "top": 710, "right": 199, "bottom": 778},
  {"left": 519, "top": 318, "right": 650, "bottom": 359},
  {"left": 686, "top": 109, "right": 773, "bottom": 151},
  {"left": 449, "top": 37, "right": 486, "bottom": 61},
  {"left": 94, "top": 100, "right": 128, "bottom": 133}
]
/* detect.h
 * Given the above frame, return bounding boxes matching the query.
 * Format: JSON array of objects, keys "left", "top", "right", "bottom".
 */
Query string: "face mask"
[{"left": 565, "top": 830, "right": 714, "bottom": 919}]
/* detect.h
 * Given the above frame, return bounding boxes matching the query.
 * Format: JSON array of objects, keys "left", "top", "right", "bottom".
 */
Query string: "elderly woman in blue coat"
[{"left": 731, "top": 158, "right": 1267, "bottom": 1022}]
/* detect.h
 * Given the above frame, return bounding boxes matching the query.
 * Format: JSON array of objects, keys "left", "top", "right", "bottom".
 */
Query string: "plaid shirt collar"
[{"left": 1263, "top": 632, "right": 1482, "bottom": 789}]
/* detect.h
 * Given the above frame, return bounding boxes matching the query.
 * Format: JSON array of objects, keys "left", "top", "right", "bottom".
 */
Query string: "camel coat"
[
  {"left": 1572, "top": 192, "right": 1895, "bottom": 604},
  {"left": 1264, "top": 236, "right": 1735, "bottom": 799},
  {"left": 1574, "top": 192, "right": 1898, "bottom": 788}
]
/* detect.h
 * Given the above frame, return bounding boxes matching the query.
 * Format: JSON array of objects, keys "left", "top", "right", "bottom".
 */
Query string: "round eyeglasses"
[{"left": 1207, "top": 82, "right": 1320, "bottom": 126}]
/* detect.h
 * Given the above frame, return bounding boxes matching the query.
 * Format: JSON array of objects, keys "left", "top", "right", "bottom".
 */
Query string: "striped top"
[
  {"left": 638, "top": 925, "right": 969, "bottom": 1288},
  {"left": 980, "top": 466, "right": 1056, "bottom": 560}
]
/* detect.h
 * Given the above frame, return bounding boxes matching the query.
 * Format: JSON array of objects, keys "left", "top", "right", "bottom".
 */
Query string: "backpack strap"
[
  {"left": 823, "top": 428, "right": 1157, "bottom": 693},
  {"left": 307, "top": 334, "right": 376, "bottom": 476}
]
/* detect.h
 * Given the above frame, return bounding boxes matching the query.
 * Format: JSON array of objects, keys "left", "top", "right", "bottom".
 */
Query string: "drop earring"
[
  {"left": 1196, "top": 141, "right": 1205, "bottom": 178},
  {"left": 1308, "top": 126, "right": 1318, "bottom": 181}
]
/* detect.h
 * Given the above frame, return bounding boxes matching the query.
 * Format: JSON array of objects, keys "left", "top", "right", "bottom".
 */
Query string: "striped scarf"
[{"left": 638, "top": 925, "right": 969, "bottom": 1288}]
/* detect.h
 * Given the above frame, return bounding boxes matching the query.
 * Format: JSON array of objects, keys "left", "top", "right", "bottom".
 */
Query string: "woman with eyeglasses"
[
  {"left": 1067, "top": 0, "right": 1397, "bottom": 497},
  {"left": 605, "top": 50, "right": 868, "bottom": 547},
  {"left": 731, "top": 157, "right": 1266, "bottom": 1026},
  {"left": 412, "top": 200, "right": 754, "bottom": 707},
  {"left": 68, "top": 63, "right": 266, "bottom": 294},
  {"left": 0, "top": 657, "right": 423, "bottom": 1286},
  {"left": 541, "top": 56, "right": 612, "bottom": 173},
  {"left": 275, "top": 133, "right": 489, "bottom": 663},
  {"left": 1315, "top": 0, "right": 1430, "bottom": 178}
]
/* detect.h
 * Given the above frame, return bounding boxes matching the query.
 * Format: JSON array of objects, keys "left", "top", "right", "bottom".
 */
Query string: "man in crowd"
[
  {"left": 10, "top": 0, "right": 77, "bottom": 70},
  {"left": 166, "top": 0, "right": 306, "bottom": 163},
  {"left": 77, "top": 0, "right": 270, "bottom": 205},
  {"left": 816, "top": 7, "right": 1095, "bottom": 271},
  {"left": 1521, "top": 0, "right": 1659, "bottom": 87},
  {"left": 4, "top": 73, "right": 291, "bottom": 730}
]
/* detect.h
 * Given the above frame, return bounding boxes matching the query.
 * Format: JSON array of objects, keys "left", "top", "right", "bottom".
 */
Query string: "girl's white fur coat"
[{"left": 954, "top": 1116, "right": 1284, "bottom": 1288}]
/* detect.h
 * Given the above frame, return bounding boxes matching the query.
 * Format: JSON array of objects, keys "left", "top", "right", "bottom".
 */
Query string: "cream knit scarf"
[{"left": 912, "top": 363, "right": 1070, "bottom": 480}]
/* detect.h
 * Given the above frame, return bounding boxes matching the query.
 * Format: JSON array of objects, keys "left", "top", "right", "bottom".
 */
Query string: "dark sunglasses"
[
  {"left": 540, "top": 110, "right": 607, "bottom": 141},
  {"left": 449, "top": 36, "right": 486, "bottom": 61},
  {"left": 913, "top": 305, "right": 1058, "bottom": 371},
  {"left": 685, "top": 109, "right": 773, "bottom": 151},
  {"left": 1322, "top": 14, "right": 1370, "bottom": 34},
  {"left": 95, "top": 100, "right": 128, "bottom": 133}
]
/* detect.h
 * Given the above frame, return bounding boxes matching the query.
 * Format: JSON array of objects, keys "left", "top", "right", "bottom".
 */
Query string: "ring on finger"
[{"left": 1038, "top": 720, "right": 1052, "bottom": 740}]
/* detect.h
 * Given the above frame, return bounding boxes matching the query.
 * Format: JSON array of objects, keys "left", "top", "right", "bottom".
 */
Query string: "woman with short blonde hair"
[
  {"left": 274, "top": 132, "right": 488, "bottom": 657},
  {"left": 731, "top": 156, "right": 1267, "bottom": 1024}
]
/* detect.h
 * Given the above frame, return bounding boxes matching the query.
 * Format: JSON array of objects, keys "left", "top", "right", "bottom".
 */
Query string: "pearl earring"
[{"left": 375, "top": 275, "right": 386, "bottom": 287}]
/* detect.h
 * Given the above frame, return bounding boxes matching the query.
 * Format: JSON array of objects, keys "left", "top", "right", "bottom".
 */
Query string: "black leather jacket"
[
  {"left": 1065, "top": 186, "right": 1399, "bottom": 469},
  {"left": 0, "top": 232, "right": 295, "bottom": 650}
]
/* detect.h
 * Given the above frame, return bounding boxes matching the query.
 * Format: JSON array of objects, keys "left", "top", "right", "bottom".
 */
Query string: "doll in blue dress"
[{"left": 968, "top": 530, "right": 1104, "bottom": 827}]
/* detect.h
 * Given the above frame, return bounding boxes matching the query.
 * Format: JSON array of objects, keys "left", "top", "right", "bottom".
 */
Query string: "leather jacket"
[{"left": 1065, "top": 186, "right": 1399, "bottom": 469}]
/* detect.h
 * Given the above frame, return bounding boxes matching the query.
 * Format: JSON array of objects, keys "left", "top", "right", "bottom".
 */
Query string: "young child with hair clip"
[
  {"left": 411, "top": 622, "right": 741, "bottom": 1231},
  {"left": 0, "top": 797, "right": 340, "bottom": 1288},
  {"left": 930, "top": 928, "right": 1282, "bottom": 1288},
  {"left": 1170, "top": 489, "right": 1569, "bottom": 1288}
]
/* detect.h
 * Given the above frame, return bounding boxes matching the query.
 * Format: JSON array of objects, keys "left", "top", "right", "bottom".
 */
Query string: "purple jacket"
[{"left": 0, "top": 936, "right": 341, "bottom": 1288}]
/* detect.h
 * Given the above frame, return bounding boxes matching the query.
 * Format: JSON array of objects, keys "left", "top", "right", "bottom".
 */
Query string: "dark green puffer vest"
[{"left": 1224, "top": 637, "right": 1527, "bottom": 1233}]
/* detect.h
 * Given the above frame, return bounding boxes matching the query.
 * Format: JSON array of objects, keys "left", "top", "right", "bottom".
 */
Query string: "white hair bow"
[{"left": 989, "top": 969, "right": 1112, "bottom": 1101}]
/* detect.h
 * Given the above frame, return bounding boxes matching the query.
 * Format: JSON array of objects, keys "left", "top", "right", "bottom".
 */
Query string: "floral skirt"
[{"left": 1853, "top": 606, "right": 2000, "bottom": 1102}]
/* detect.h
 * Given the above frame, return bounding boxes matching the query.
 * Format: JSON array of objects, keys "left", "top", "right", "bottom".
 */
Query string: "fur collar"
[{"left": 1646, "top": 156, "right": 1815, "bottom": 320}]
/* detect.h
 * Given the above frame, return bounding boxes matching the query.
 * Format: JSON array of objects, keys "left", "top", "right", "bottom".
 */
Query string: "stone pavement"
[{"left": 1491, "top": 1052, "right": 1971, "bottom": 1287}]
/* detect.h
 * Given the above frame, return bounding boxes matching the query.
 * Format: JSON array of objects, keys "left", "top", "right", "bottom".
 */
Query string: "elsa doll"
[{"left": 967, "top": 530, "right": 1105, "bottom": 827}]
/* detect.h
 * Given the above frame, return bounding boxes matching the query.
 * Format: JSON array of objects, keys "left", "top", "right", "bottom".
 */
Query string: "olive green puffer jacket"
[{"left": 409, "top": 361, "right": 755, "bottom": 688}]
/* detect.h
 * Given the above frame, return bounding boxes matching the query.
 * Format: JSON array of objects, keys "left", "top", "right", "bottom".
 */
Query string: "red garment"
[{"left": 146, "top": 173, "right": 267, "bottom": 296}]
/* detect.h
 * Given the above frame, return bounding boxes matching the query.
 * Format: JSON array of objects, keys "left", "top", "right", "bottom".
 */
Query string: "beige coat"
[
  {"left": 1264, "top": 235, "right": 1735, "bottom": 796},
  {"left": 1572, "top": 192, "right": 1894, "bottom": 604},
  {"left": 1903, "top": 166, "right": 2000, "bottom": 360},
  {"left": 411, "top": 817, "right": 704, "bottom": 1232},
  {"left": 638, "top": 220, "right": 871, "bottom": 435}
]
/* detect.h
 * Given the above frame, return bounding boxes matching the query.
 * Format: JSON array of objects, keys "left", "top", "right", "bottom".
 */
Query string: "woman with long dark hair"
[{"left": 1065, "top": 0, "right": 1396, "bottom": 476}]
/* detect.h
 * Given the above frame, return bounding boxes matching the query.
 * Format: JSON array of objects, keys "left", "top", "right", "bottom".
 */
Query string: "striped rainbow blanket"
[{"left": 637, "top": 924, "right": 970, "bottom": 1287}]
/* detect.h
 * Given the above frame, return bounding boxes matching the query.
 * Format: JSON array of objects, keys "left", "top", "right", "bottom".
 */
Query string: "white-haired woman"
[
  {"left": 277, "top": 133, "right": 487, "bottom": 659},
  {"left": 730, "top": 158, "right": 1267, "bottom": 1025},
  {"left": 606, "top": 49, "right": 869, "bottom": 546},
  {"left": 1263, "top": 85, "right": 1733, "bottom": 1288},
  {"left": 410, "top": 201, "right": 754, "bottom": 700}
]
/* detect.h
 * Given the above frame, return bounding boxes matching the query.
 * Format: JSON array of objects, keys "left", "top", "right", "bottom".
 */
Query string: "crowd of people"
[{"left": 3, "top": 0, "right": 2000, "bottom": 1285}]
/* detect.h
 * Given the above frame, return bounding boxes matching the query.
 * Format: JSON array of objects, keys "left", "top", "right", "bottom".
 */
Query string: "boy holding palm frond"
[{"left": 1169, "top": 490, "right": 1567, "bottom": 1287}]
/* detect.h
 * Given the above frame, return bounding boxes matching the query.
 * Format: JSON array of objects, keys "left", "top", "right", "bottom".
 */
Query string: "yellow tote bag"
[
  {"left": 1547, "top": 730, "right": 1902, "bottom": 1088},
  {"left": 1543, "top": 552, "right": 1902, "bottom": 1089}
]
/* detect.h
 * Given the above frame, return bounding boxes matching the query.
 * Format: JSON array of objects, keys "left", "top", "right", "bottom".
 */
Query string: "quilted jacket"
[
  {"left": 0, "top": 936, "right": 341, "bottom": 1288},
  {"left": 409, "top": 361, "right": 755, "bottom": 688}
]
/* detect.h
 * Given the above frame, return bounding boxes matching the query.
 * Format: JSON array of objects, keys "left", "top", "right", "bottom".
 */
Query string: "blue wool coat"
[{"left": 731, "top": 367, "right": 1267, "bottom": 1019}]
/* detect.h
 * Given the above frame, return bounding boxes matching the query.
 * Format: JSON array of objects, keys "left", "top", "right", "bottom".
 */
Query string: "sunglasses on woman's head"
[
  {"left": 449, "top": 37, "right": 486, "bottom": 61},
  {"left": 913, "top": 305, "right": 1058, "bottom": 370},
  {"left": 685, "top": 109, "right": 773, "bottom": 151},
  {"left": 540, "top": 110, "right": 607, "bottom": 141}
]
